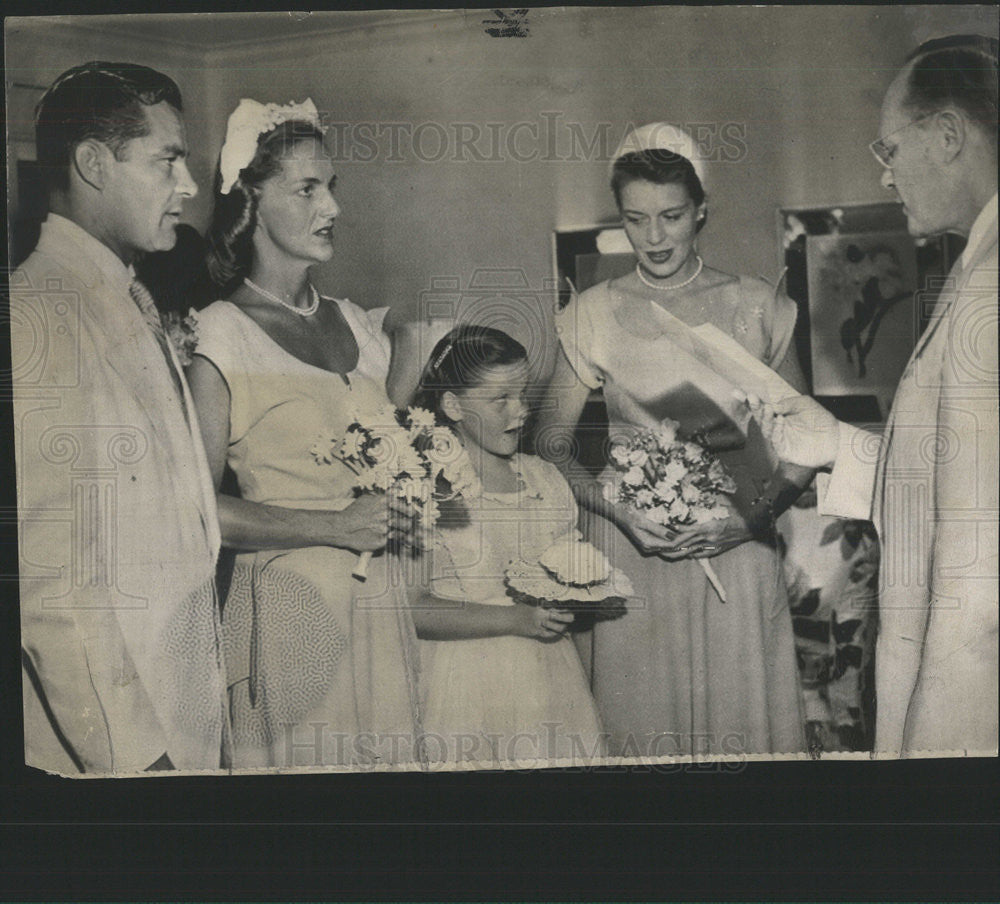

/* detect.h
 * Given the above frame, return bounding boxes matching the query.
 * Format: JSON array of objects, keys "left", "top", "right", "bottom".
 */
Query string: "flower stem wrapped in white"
[
  {"left": 218, "top": 97, "right": 325, "bottom": 195},
  {"left": 698, "top": 560, "right": 727, "bottom": 604}
]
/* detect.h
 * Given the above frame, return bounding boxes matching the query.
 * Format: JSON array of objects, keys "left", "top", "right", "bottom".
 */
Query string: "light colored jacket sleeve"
[
  {"left": 18, "top": 437, "right": 172, "bottom": 773},
  {"left": 21, "top": 606, "right": 170, "bottom": 774},
  {"left": 14, "top": 264, "right": 171, "bottom": 774},
  {"left": 816, "top": 422, "right": 880, "bottom": 521},
  {"left": 904, "top": 241, "right": 999, "bottom": 754}
]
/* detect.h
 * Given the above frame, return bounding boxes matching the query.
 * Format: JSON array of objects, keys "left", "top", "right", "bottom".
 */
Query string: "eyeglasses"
[{"left": 869, "top": 112, "right": 936, "bottom": 167}]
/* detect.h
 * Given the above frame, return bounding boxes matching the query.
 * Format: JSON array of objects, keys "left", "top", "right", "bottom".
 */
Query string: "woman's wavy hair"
[
  {"left": 611, "top": 149, "right": 708, "bottom": 232},
  {"left": 205, "top": 119, "right": 327, "bottom": 293},
  {"left": 412, "top": 325, "right": 528, "bottom": 426}
]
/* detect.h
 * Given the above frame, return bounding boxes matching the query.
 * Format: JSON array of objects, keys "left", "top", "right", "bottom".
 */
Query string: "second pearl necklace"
[
  {"left": 636, "top": 254, "right": 703, "bottom": 291},
  {"left": 244, "top": 277, "right": 321, "bottom": 316}
]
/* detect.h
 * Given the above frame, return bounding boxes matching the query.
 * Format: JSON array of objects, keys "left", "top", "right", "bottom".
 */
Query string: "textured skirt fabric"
[
  {"left": 224, "top": 547, "right": 422, "bottom": 768},
  {"left": 580, "top": 509, "right": 805, "bottom": 758}
]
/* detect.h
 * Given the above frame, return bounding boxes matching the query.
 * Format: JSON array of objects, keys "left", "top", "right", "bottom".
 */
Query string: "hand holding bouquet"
[
  {"left": 605, "top": 418, "right": 737, "bottom": 602},
  {"left": 311, "top": 405, "right": 480, "bottom": 579}
]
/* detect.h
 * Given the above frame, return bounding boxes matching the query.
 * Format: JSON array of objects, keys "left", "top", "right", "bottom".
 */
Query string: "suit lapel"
[
  {"left": 102, "top": 325, "right": 218, "bottom": 539},
  {"left": 873, "top": 216, "right": 998, "bottom": 536},
  {"left": 910, "top": 214, "right": 998, "bottom": 365},
  {"left": 908, "top": 258, "right": 964, "bottom": 366},
  {"left": 81, "top": 263, "right": 181, "bottom": 425},
  {"left": 32, "top": 225, "right": 221, "bottom": 563},
  {"left": 69, "top": 266, "right": 216, "bottom": 540}
]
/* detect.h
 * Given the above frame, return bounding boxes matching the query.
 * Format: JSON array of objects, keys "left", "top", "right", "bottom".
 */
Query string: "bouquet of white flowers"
[
  {"left": 605, "top": 418, "right": 737, "bottom": 602},
  {"left": 311, "top": 405, "right": 480, "bottom": 579},
  {"left": 504, "top": 531, "right": 633, "bottom": 619}
]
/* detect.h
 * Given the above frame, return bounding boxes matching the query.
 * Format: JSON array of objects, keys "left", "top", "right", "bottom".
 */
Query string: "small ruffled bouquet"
[
  {"left": 161, "top": 308, "right": 199, "bottom": 366},
  {"left": 605, "top": 418, "right": 737, "bottom": 602},
  {"left": 504, "top": 530, "right": 633, "bottom": 620},
  {"left": 311, "top": 405, "right": 480, "bottom": 579}
]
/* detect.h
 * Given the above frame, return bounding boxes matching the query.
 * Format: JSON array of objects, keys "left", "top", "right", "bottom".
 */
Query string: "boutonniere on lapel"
[{"left": 160, "top": 308, "right": 200, "bottom": 366}]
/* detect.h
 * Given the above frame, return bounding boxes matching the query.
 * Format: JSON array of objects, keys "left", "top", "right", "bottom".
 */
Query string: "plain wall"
[
  {"left": 5, "top": 19, "right": 214, "bottom": 228},
  {"left": 7, "top": 6, "right": 997, "bottom": 378}
]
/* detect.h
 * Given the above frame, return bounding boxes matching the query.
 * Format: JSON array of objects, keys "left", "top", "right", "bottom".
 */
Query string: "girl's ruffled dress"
[{"left": 418, "top": 454, "right": 606, "bottom": 766}]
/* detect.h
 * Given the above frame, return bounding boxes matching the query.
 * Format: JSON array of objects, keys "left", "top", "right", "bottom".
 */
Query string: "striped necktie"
[{"left": 128, "top": 278, "right": 188, "bottom": 420}]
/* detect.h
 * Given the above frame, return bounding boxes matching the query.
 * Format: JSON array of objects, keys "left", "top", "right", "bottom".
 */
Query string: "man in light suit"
[
  {"left": 12, "top": 62, "right": 228, "bottom": 773},
  {"left": 749, "top": 35, "right": 998, "bottom": 757}
]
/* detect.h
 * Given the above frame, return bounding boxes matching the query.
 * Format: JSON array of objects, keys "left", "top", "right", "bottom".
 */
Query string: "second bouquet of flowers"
[
  {"left": 605, "top": 417, "right": 737, "bottom": 602},
  {"left": 311, "top": 404, "right": 480, "bottom": 579}
]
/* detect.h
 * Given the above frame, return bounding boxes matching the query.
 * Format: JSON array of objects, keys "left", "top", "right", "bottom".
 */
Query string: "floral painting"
[
  {"left": 779, "top": 202, "right": 960, "bottom": 421},
  {"left": 806, "top": 231, "right": 921, "bottom": 400}
]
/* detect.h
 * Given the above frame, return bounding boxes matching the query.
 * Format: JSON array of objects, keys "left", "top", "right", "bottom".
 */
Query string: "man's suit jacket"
[
  {"left": 821, "top": 196, "right": 998, "bottom": 756},
  {"left": 12, "top": 215, "right": 228, "bottom": 774}
]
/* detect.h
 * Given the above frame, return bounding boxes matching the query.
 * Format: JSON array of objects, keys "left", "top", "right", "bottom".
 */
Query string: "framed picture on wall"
[
  {"left": 549, "top": 225, "right": 635, "bottom": 475},
  {"left": 778, "top": 202, "right": 963, "bottom": 421},
  {"left": 551, "top": 225, "right": 634, "bottom": 309}
]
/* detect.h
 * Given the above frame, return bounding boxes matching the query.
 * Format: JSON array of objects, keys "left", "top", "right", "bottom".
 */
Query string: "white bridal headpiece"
[
  {"left": 218, "top": 97, "right": 325, "bottom": 195},
  {"left": 611, "top": 122, "right": 707, "bottom": 184}
]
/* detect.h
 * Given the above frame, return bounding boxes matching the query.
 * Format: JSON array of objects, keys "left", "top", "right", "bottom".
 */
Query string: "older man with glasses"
[{"left": 747, "top": 34, "right": 998, "bottom": 758}]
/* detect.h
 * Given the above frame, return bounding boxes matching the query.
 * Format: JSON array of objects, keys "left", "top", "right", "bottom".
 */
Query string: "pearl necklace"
[
  {"left": 244, "top": 277, "right": 321, "bottom": 316},
  {"left": 636, "top": 254, "right": 704, "bottom": 291}
]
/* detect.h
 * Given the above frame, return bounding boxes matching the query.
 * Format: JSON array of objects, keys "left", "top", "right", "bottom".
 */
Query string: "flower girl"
[{"left": 407, "top": 325, "right": 608, "bottom": 766}]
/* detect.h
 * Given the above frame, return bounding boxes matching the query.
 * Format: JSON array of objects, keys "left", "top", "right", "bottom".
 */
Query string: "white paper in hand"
[{"left": 689, "top": 322, "right": 803, "bottom": 407}]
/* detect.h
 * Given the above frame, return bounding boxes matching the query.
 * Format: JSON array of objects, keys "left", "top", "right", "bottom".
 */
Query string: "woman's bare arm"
[{"left": 186, "top": 354, "right": 391, "bottom": 553}]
